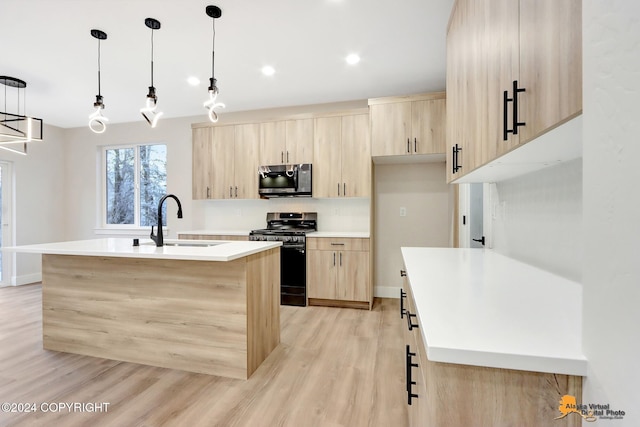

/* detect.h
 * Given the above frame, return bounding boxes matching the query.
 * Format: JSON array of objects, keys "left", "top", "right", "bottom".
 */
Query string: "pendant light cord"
[
  {"left": 97, "top": 39, "right": 102, "bottom": 97},
  {"left": 150, "top": 28, "right": 155, "bottom": 87},
  {"left": 211, "top": 17, "right": 215, "bottom": 81}
]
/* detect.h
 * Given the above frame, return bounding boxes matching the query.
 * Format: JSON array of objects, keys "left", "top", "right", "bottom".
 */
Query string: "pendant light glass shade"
[
  {"left": 89, "top": 29, "right": 108, "bottom": 134},
  {"left": 204, "top": 5, "right": 225, "bottom": 122},
  {"left": 141, "top": 18, "right": 163, "bottom": 128}
]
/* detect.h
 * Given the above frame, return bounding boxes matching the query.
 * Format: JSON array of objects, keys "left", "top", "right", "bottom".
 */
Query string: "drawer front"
[{"left": 306, "top": 237, "right": 369, "bottom": 251}]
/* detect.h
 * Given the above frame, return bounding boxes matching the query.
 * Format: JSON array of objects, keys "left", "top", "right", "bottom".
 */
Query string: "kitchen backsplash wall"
[
  {"left": 198, "top": 197, "right": 370, "bottom": 232},
  {"left": 490, "top": 158, "right": 582, "bottom": 282}
]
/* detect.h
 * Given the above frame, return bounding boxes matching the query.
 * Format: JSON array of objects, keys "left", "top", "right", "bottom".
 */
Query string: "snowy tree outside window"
[{"left": 104, "top": 144, "right": 167, "bottom": 227}]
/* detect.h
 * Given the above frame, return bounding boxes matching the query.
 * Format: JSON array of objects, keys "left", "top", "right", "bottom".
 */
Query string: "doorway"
[
  {"left": 0, "top": 161, "right": 13, "bottom": 286},
  {"left": 458, "top": 183, "right": 491, "bottom": 248}
]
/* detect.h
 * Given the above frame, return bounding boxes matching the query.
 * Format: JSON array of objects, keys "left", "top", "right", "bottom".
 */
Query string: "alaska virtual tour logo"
[{"left": 555, "top": 395, "right": 626, "bottom": 422}]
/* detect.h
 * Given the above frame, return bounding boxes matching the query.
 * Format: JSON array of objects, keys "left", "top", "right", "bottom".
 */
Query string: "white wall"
[
  {"left": 199, "top": 197, "right": 370, "bottom": 233},
  {"left": 373, "top": 162, "right": 451, "bottom": 297},
  {"left": 0, "top": 124, "right": 67, "bottom": 284},
  {"left": 582, "top": 1, "right": 640, "bottom": 424},
  {"left": 490, "top": 158, "right": 583, "bottom": 282},
  {"left": 64, "top": 115, "right": 198, "bottom": 241}
]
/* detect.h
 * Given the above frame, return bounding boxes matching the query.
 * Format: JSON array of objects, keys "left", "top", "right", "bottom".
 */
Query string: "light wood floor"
[{"left": 0, "top": 284, "right": 408, "bottom": 427}]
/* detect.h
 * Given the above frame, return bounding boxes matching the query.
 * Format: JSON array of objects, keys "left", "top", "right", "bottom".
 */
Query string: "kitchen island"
[{"left": 6, "top": 238, "right": 282, "bottom": 379}]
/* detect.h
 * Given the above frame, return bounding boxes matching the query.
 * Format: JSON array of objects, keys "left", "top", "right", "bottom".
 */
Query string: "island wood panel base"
[
  {"left": 41, "top": 249, "right": 280, "bottom": 379},
  {"left": 308, "top": 298, "right": 370, "bottom": 310}
]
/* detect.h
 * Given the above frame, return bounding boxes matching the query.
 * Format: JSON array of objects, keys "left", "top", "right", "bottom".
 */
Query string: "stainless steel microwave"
[{"left": 258, "top": 164, "right": 312, "bottom": 198}]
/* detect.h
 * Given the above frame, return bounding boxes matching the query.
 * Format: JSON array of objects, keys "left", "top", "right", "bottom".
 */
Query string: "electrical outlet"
[{"left": 400, "top": 207, "right": 407, "bottom": 217}]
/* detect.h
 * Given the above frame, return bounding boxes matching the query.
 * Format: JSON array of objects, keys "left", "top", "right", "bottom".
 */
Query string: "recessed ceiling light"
[
  {"left": 346, "top": 54, "right": 360, "bottom": 65},
  {"left": 187, "top": 76, "right": 200, "bottom": 86},
  {"left": 262, "top": 66, "right": 276, "bottom": 76}
]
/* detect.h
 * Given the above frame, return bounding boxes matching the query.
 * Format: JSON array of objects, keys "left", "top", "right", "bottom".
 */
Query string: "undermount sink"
[{"left": 141, "top": 239, "right": 222, "bottom": 248}]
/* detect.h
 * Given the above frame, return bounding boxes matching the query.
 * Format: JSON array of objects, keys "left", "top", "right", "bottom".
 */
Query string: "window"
[{"left": 103, "top": 144, "right": 167, "bottom": 227}]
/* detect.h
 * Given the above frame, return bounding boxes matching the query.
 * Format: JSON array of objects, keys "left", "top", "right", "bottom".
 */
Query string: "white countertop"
[
  {"left": 5, "top": 238, "right": 281, "bottom": 262},
  {"left": 307, "top": 231, "right": 370, "bottom": 238},
  {"left": 401, "top": 247, "right": 587, "bottom": 376}
]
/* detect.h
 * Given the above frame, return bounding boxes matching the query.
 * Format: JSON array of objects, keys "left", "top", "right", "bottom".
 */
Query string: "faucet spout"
[{"left": 150, "top": 194, "right": 183, "bottom": 247}]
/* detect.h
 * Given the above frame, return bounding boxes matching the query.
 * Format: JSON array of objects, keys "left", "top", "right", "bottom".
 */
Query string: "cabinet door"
[
  {"left": 192, "top": 127, "right": 212, "bottom": 199},
  {"left": 307, "top": 250, "right": 337, "bottom": 300},
  {"left": 370, "top": 102, "right": 412, "bottom": 156},
  {"left": 446, "top": 0, "right": 469, "bottom": 182},
  {"left": 518, "top": 0, "right": 582, "bottom": 143},
  {"left": 336, "top": 251, "right": 369, "bottom": 302},
  {"left": 412, "top": 98, "right": 446, "bottom": 155},
  {"left": 485, "top": 0, "right": 520, "bottom": 160},
  {"left": 210, "top": 125, "right": 236, "bottom": 199},
  {"left": 313, "top": 117, "right": 342, "bottom": 198},
  {"left": 234, "top": 123, "right": 260, "bottom": 199},
  {"left": 340, "top": 114, "right": 370, "bottom": 198},
  {"left": 285, "top": 119, "right": 314, "bottom": 164},
  {"left": 259, "top": 121, "right": 286, "bottom": 165}
]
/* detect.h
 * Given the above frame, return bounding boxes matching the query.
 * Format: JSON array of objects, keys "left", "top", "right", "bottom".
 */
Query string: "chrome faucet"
[{"left": 150, "top": 194, "right": 183, "bottom": 247}]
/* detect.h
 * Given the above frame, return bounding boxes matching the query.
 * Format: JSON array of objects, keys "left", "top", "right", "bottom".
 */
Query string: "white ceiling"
[{"left": 0, "top": 0, "right": 454, "bottom": 129}]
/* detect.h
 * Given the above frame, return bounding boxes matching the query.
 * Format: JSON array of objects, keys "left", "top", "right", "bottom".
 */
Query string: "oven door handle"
[{"left": 283, "top": 244, "right": 305, "bottom": 251}]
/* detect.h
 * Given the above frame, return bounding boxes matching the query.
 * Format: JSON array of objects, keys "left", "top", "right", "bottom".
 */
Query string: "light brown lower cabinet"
[
  {"left": 402, "top": 280, "right": 582, "bottom": 427},
  {"left": 307, "top": 237, "right": 372, "bottom": 310}
]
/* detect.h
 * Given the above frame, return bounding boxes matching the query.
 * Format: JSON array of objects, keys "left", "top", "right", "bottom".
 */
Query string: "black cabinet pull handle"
[
  {"left": 407, "top": 138, "right": 410, "bottom": 153},
  {"left": 339, "top": 252, "right": 342, "bottom": 266},
  {"left": 512, "top": 80, "right": 526, "bottom": 135},
  {"left": 229, "top": 186, "right": 232, "bottom": 198},
  {"left": 281, "top": 151, "right": 284, "bottom": 163},
  {"left": 337, "top": 183, "right": 340, "bottom": 196},
  {"left": 414, "top": 138, "right": 417, "bottom": 153},
  {"left": 405, "top": 345, "right": 419, "bottom": 405},
  {"left": 343, "top": 183, "right": 346, "bottom": 197},
  {"left": 400, "top": 289, "right": 407, "bottom": 318},
  {"left": 286, "top": 151, "right": 289, "bottom": 163},
  {"left": 235, "top": 186, "right": 238, "bottom": 198},
  {"left": 400, "top": 269, "right": 406, "bottom": 277},
  {"left": 452, "top": 144, "right": 462, "bottom": 174},
  {"left": 406, "top": 311, "right": 419, "bottom": 331},
  {"left": 206, "top": 186, "right": 210, "bottom": 199},
  {"left": 503, "top": 90, "right": 513, "bottom": 141},
  {"left": 333, "top": 252, "right": 336, "bottom": 266}
]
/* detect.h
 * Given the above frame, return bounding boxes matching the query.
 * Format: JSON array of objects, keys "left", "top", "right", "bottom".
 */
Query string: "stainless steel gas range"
[{"left": 249, "top": 212, "right": 317, "bottom": 306}]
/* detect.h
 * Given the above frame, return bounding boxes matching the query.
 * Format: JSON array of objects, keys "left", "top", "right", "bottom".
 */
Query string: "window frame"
[{"left": 97, "top": 142, "right": 167, "bottom": 234}]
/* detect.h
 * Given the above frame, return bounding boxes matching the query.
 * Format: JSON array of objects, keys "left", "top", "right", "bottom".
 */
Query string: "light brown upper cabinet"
[
  {"left": 192, "top": 127, "right": 213, "bottom": 200},
  {"left": 313, "top": 113, "right": 371, "bottom": 198},
  {"left": 369, "top": 92, "right": 446, "bottom": 157},
  {"left": 191, "top": 123, "right": 260, "bottom": 200},
  {"left": 259, "top": 118, "right": 313, "bottom": 165},
  {"left": 446, "top": 0, "right": 582, "bottom": 182}
]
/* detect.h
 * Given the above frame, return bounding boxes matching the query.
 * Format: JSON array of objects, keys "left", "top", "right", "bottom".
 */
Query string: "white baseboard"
[
  {"left": 12, "top": 273, "right": 42, "bottom": 286},
  {"left": 374, "top": 286, "right": 402, "bottom": 299}
]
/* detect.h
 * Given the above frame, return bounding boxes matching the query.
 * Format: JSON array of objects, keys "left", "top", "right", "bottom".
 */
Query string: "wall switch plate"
[{"left": 400, "top": 207, "right": 407, "bottom": 217}]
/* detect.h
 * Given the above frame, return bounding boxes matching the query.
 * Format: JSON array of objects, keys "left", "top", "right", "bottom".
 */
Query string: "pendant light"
[
  {"left": 89, "top": 29, "right": 108, "bottom": 134},
  {"left": 204, "top": 5, "right": 225, "bottom": 123},
  {"left": 141, "top": 18, "right": 163, "bottom": 128},
  {"left": 0, "top": 76, "right": 43, "bottom": 155}
]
